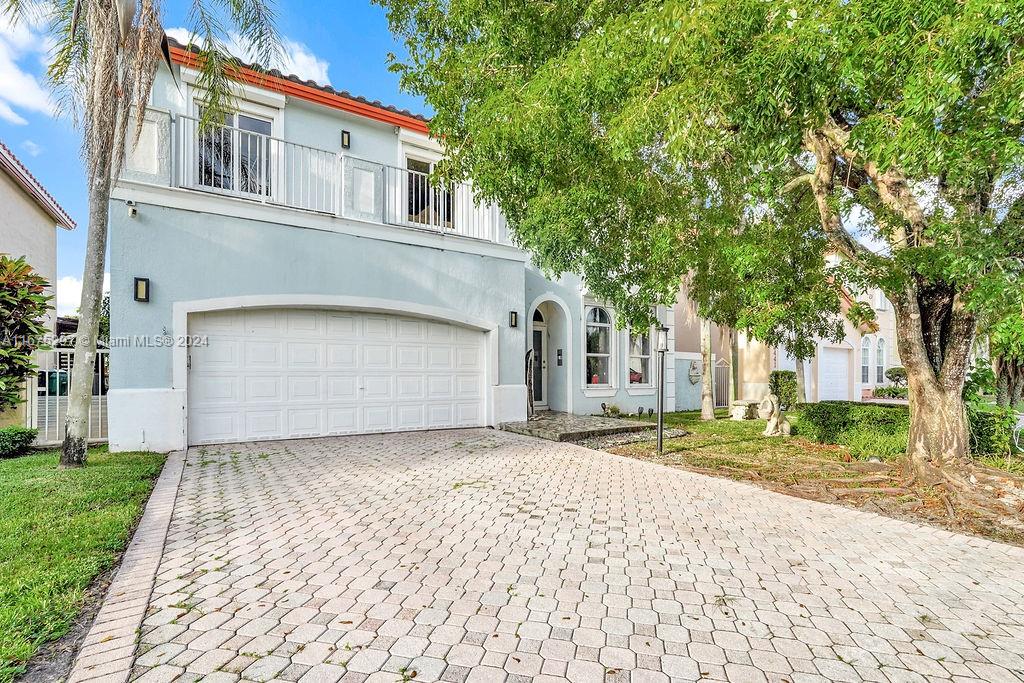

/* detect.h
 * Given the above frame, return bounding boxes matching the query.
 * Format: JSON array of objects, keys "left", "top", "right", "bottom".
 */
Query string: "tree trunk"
[
  {"left": 61, "top": 169, "right": 112, "bottom": 467},
  {"left": 729, "top": 328, "right": 739, "bottom": 402},
  {"left": 701, "top": 319, "right": 715, "bottom": 420},
  {"left": 794, "top": 357, "right": 807, "bottom": 404},
  {"left": 893, "top": 281, "right": 976, "bottom": 483}
]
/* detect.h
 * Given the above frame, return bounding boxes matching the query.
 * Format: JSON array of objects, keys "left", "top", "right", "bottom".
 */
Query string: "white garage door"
[
  {"left": 818, "top": 347, "right": 851, "bottom": 401},
  {"left": 187, "top": 308, "right": 485, "bottom": 445}
]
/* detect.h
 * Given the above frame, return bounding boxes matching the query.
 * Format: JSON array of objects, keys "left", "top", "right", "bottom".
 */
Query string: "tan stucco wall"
[
  {"left": 673, "top": 286, "right": 730, "bottom": 358},
  {"left": 0, "top": 170, "right": 59, "bottom": 332}
]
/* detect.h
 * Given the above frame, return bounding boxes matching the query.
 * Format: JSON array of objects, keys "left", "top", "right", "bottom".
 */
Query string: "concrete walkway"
[{"left": 90, "top": 430, "right": 1024, "bottom": 682}]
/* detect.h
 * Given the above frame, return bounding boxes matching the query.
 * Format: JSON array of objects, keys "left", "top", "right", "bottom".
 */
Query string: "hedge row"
[{"left": 796, "top": 401, "right": 1015, "bottom": 459}]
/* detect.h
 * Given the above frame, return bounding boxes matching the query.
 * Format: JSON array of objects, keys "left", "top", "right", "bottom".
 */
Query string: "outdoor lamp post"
[{"left": 656, "top": 326, "right": 669, "bottom": 454}]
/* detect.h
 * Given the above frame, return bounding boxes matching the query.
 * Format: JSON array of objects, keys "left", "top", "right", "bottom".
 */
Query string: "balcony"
[{"left": 121, "top": 110, "right": 510, "bottom": 245}]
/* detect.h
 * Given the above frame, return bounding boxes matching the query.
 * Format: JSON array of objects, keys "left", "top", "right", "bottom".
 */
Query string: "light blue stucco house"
[{"left": 107, "top": 41, "right": 676, "bottom": 451}]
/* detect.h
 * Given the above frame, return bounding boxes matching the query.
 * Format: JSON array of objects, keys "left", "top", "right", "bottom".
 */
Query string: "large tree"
[
  {"left": 379, "top": 0, "right": 1024, "bottom": 486},
  {"left": 3, "top": 0, "right": 280, "bottom": 466}
]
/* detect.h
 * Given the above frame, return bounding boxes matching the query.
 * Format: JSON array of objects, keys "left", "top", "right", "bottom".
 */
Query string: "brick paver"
[{"left": 127, "top": 430, "right": 1023, "bottom": 682}]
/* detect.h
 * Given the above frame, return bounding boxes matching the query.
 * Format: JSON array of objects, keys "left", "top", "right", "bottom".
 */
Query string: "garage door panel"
[
  {"left": 363, "top": 375, "right": 393, "bottom": 399},
  {"left": 189, "top": 308, "right": 486, "bottom": 444},
  {"left": 191, "top": 376, "right": 239, "bottom": 403},
  {"left": 288, "top": 376, "right": 321, "bottom": 401},
  {"left": 363, "top": 345, "right": 392, "bottom": 369},
  {"left": 287, "top": 408, "right": 322, "bottom": 436},
  {"left": 245, "top": 340, "right": 282, "bottom": 367},
  {"left": 326, "top": 344, "right": 357, "bottom": 369},
  {"left": 326, "top": 313, "right": 357, "bottom": 337},
  {"left": 245, "top": 376, "right": 282, "bottom": 402},
  {"left": 327, "top": 376, "right": 358, "bottom": 400},
  {"left": 287, "top": 342, "right": 321, "bottom": 368}
]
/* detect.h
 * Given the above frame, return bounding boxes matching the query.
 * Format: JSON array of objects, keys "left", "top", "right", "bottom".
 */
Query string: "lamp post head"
[{"left": 656, "top": 326, "right": 669, "bottom": 353}]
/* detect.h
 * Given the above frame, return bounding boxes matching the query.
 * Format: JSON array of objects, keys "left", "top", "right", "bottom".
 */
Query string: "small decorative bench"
[{"left": 730, "top": 400, "right": 759, "bottom": 421}]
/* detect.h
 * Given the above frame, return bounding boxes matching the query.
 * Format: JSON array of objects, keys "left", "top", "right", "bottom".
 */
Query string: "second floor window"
[
  {"left": 861, "top": 337, "right": 871, "bottom": 384},
  {"left": 406, "top": 157, "right": 453, "bottom": 228},
  {"left": 628, "top": 329, "right": 651, "bottom": 385},
  {"left": 198, "top": 109, "right": 273, "bottom": 196},
  {"left": 585, "top": 306, "right": 611, "bottom": 386}
]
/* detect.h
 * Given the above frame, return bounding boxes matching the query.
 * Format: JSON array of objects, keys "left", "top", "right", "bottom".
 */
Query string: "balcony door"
[
  {"left": 197, "top": 109, "right": 273, "bottom": 198},
  {"left": 406, "top": 157, "right": 453, "bottom": 229}
]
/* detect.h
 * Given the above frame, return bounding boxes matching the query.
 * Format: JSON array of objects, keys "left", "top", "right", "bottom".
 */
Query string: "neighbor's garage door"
[
  {"left": 187, "top": 308, "right": 485, "bottom": 445},
  {"left": 818, "top": 347, "right": 852, "bottom": 401}
]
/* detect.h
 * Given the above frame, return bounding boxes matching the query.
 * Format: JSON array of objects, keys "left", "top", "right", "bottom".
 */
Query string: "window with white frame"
[
  {"left": 196, "top": 107, "right": 273, "bottom": 196},
  {"left": 875, "top": 289, "right": 889, "bottom": 311},
  {"left": 861, "top": 337, "right": 871, "bottom": 384},
  {"left": 628, "top": 329, "right": 652, "bottom": 385},
  {"left": 876, "top": 338, "right": 886, "bottom": 383},
  {"left": 585, "top": 306, "right": 612, "bottom": 386}
]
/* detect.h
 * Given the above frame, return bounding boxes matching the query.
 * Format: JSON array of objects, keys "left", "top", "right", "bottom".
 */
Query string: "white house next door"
[{"left": 187, "top": 308, "right": 485, "bottom": 445}]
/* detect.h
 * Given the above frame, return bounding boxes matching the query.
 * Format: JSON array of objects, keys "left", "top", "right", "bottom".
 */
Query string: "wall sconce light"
[
  {"left": 509, "top": 311, "right": 518, "bottom": 328},
  {"left": 126, "top": 199, "right": 138, "bottom": 218},
  {"left": 133, "top": 277, "right": 150, "bottom": 303},
  {"left": 341, "top": 130, "right": 351, "bottom": 149}
]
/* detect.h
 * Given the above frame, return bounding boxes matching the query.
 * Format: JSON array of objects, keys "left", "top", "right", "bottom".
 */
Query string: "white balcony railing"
[{"left": 125, "top": 112, "right": 510, "bottom": 245}]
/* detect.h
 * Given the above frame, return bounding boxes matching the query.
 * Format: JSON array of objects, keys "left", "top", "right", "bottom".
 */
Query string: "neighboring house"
[
  {"left": 672, "top": 272, "right": 901, "bottom": 409},
  {"left": 0, "top": 140, "right": 76, "bottom": 427},
  {"left": 107, "top": 40, "right": 676, "bottom": 452}
]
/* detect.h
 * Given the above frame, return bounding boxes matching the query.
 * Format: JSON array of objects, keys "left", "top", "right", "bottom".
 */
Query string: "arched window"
[
  {"left": 585, "top": 306, "right": 612, "bottom": 386},
  {"left": 876, "top": 338, "right": 886, "bottom": 384},
  {"left": 533, "top": 309, "right": 544, "bottom": 323},
  {"left": 861, "top": 337, "right": 871, "bottom": 384}
]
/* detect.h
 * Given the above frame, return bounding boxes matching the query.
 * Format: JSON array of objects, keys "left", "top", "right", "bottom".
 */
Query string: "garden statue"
[{"left": 762, "top": 393, "right": 792, "bottom": 437}]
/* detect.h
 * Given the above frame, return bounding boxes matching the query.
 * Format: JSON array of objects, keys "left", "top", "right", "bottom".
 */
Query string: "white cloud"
[
  {"left": 166, "top": 28, "right": 331, "bottom": 85},
  {"left": 0, "top": 13, "right": 56, "bottom": 124},
  {"left": 21, "top": 139, "right": 42, "bottom": 156},
  {"left": 56, "top": 274, "right": 111, "bottom": 317}
]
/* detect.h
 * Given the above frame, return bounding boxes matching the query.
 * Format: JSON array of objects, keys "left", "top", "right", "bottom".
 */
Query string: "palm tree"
[{"left": 2, "top": 0, "right": 280, "bottom": 467}]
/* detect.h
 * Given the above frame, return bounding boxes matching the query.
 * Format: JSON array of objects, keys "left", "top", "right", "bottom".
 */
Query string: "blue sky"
[{"left": 0, "top": 0, "right": 424, "bottom": 313}]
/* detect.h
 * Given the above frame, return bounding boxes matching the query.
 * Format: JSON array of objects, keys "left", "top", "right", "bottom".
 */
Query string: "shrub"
[
  {"left": 873, "top": 386, "right": 908, "bottom": 399},
  {"left": 0, "top": 255, "right": 52, "bottom": 411},
  {"left": 797, "top": 401, "right": 909, "bottom": 458},
  {"left": 0, "top": 426, "right": 37, "bottom": 458},
  {"left": 885, "top": 366, "right": 907, "bottom": 387},
  {"left": 769, "top": 370, "right": 798, "bottom": 410},
  {"left": 967, "top": 405, "right": 1016, "bottom": 457}
]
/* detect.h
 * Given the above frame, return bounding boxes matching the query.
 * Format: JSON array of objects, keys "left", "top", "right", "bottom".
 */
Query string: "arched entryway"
[{"left": 527, "top": 295, "right": 571, "bottom": 413}]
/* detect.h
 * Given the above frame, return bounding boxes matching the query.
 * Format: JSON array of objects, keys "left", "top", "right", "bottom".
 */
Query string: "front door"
[{"left": 532, "top": 324, "right": 547, "bottom": 407}]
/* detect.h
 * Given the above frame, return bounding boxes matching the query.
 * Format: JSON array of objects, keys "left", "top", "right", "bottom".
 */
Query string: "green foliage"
[
  {"left": 967, "top": 405, "right": 1017, "bottom": 457},
  {"left": 885, "top": 367, "right": 907, "bottom": 387},
  {"left": 0, "top": 256, "right": 52, "bottom": 412},
  {"left": 0, "top": 448, "right": 165, "bottom": 681},
  {"left": 797, "top": 401, "right": 910, "bottom": 458},
  {"left": 769, "top": 370, "right": 798, "bottom": 411},
  {"left": 0, "top": 428, "right": 37, "bottom": 459},
  {"left": 873, "top": 386, "right": 908, "bottom": 399},
  {"left": 963, "top": 363, "right": 996, "bottom": 402}
]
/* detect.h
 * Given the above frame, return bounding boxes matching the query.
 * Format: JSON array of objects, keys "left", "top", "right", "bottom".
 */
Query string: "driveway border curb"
[{"left": 66, "top": 449, "right": 187, "bottom": 683}]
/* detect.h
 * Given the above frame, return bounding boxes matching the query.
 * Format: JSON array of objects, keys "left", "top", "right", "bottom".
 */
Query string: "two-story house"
[
  {"left": 108, "top": 41, "right": 676, "bottom": 452},
  {"left": 0, "top": 140, "right": 76, "bottom": 428},
  {"left": 671, "top": 274, "right": 901, "bottom": 409}
]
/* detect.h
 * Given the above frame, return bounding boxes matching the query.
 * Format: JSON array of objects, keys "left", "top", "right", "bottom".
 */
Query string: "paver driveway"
[{"left": 132, "top": 429, "right": 1024, "bottom": 683}]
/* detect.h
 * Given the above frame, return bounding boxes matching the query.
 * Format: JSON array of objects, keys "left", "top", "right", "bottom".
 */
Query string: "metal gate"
[
  {"left": 713, "top": 359, "right": 731, "bottom": 408},
  {"left": 26, "top": 348, "right": 109, "bottom": 445}
]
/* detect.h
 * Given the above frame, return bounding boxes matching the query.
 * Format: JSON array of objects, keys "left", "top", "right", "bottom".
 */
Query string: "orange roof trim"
[{"left": 169, "top": 45, "right": 431, "bottom": 135}]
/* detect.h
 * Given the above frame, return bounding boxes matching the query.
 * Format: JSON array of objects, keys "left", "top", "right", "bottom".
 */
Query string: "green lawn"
[{"left": 0, "top": 448, "right": 165, "bottom": 682}]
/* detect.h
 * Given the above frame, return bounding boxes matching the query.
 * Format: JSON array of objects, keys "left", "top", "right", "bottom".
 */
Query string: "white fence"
[
  {"left": 27, "top": 349, "right": 109, "bottom": 445},
  {"left": 170, "top": 114, "right": 509, "bottom": 245}
]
